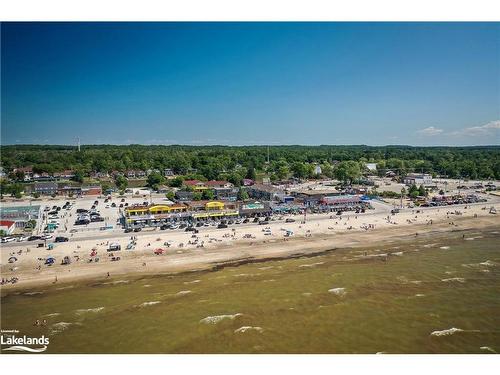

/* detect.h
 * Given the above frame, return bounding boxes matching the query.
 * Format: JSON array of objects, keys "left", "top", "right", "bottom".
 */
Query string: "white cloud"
[
  {"left": 450, "top": 120, "right": 500, "bottom": 137},
  {"left": 417, "top": 126, "right": 444, "bottom": 136}
]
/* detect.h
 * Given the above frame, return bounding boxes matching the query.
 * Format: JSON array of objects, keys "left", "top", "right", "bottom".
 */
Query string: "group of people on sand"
[
  {"left": 33, "top": 319, "right": 47, "bottom": 327},
  {"left": 1, "top": 277, "right": 19, "bottom": 285}
]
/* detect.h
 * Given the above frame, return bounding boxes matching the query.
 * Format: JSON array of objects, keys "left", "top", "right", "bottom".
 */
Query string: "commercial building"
[
  {"left": 185, "top": 201, "right": 239, "bottom": 220},
  {"left": 404, "top": 173, "right": 433, "bottom": 186},
  {"left": 123, "top": 203, "right": 189, "bottom": 228},
  {"left": 183, "top": 180, "right": 208, "bottom": 191},
  {"left": 247, "top": 184, "right": 286, "bottom": 201},
  {"left": 238, "top": 201, "right": 271, "bottom": 217},
  {"left": 0, "top": 220, "right": 16, "bottom": 234},
  {"left": 34, "top": 182, "right": 58, "bottom": 195}
]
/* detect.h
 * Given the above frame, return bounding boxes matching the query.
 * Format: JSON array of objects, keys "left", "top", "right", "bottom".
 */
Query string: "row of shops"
[{"left": 122, "top": 195, "right": 370, "bottom": 228}]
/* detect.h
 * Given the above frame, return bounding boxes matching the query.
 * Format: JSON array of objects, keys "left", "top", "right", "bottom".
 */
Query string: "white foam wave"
[
  {"left": 139, "top": 301, "right": 161, "bottom": 307},
  {"left": 176, "top": 290, "right": 192, "bottom": 296},
  {"left": 43, "top": 312, "right": 61, "bottom": 317},
  {"left": 199, "top": 313, "right": 242, "bottom": 324},
  {"left": 299, "top": 262, "right": 325, "bottom": 268},
  {"left": 391, "top": 252, "right": 403, "bottom": 256},
  {"left": 441, "top": 277, "right": 466, "bottom": 283},
  {"left": 440, "top": 246, "right": 450, "bottom": 250},
  {"left": 480, "top": 346, "right": 497, "bottom": 353},
  {"left": 430, "top": 327, "right": 463, "bottom": 337},
  {"left": 234, "top": 326, "right": 263, "bottom": 333},
  {"left": 49, "top": 322, "right": 78, "bottom": 335},
  {"left": 328, "top": 287, "right": 347, "bottom": 296},
  {"left": 184, "top": 279, "right": 201, "bottom": 284},
  {"left": 24, "top": 291, "right": 43, "bottom": 296},
  {"left": 75, "top": 307, "right": 104, "bottom": 314},
  {"left": 479, "top": 260, "right": 496, "bottom": 267}
]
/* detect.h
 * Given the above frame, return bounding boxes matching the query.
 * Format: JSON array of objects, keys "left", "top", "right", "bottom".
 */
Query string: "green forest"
[{"left": 1, "top": 145, "right": 499, "bottom": 182}]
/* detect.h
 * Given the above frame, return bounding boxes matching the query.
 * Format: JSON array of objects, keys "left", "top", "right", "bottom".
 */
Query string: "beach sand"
[{"left": 1, "top": 203, "right": 499, "bottom": 293}]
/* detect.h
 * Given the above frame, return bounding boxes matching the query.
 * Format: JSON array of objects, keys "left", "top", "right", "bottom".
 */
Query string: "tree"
[
  {"left": 192, "top": 192, "right": 202, "bottom": 201},
  {"left": 246, "top": 167, "right": 256, "bottom": 180},
  {"left": 238, "top": 188, "right": 249, "bottom": 201},
  {"left": 115, "top": 175, "right": 128, "bottom": 190},
  {"left": 334, "top": 161, "right": 361, "bottom": 184},
  {"left": 202, "top": 189, "right": 214, "bottom": 200},
  {"left": 418, "top": 184, "right": 427, "bottom": 197},
  {"left": 291, "top": 162, "right": 308, "bottom": 179},
  {"left": 101, "top": 181, "right": 112, "bottom": 193},
  {"left": 33, "top": 192, "right": 41, "bottom": 198},
  {"left": 168, "top": 176, "right": 184, "bottom": 188},
  {"left": 72, "top": 170, "right": 84, "bottom": 183},
  {"left": 147, "top": 172, "right": 164, "bottom": 190},
  {"left": 165, "top": 191, "right": 175, "bottom": 201}
]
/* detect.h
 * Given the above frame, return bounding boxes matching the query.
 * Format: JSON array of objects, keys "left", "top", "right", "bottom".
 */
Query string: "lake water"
[{"left": 1, "top": 229, "right": 499, "bottom": 353}]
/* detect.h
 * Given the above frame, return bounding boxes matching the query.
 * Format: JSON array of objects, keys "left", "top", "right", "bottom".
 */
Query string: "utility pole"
[{"left": 267, "top": 145, "right": 270, "bottom": 164}]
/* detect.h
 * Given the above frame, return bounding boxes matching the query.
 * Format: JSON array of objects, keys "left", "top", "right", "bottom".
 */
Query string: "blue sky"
[{"left": 1, "top": 22, "right": 499, "bottom": 146}]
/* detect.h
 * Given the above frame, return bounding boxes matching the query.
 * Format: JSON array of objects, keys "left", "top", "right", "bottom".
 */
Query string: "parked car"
[
  {"left": 55, "top": 236, "right": 69, "bottom": 242},
  {"left": 16, "top": 236, "right": 28, "bottom": 242},
  {"left": 217, "top": 223, "right": 228, "bottom": 229},
  {"left": 28, "top": 235, "right": 41, "bottom": 241},
  {"left": 1, "top": 237, "right": 16, "bottom": 243},
  {"left": 285, "top": 218, "right": 295, "bottom": 223},
  {"left": 133, "top": 227, "right": 142, "bottom": 232}
]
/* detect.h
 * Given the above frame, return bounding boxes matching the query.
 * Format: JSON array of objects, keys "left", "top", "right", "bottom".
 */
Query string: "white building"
[
  {"left": 365, "top": 163, "right": 377, "bottom": 172},
  {"left": 313, "top": 164, "right": 322, "bottom": 175},
  {"left": 404, "top": 173, "right": 433, "bottom": 186}
]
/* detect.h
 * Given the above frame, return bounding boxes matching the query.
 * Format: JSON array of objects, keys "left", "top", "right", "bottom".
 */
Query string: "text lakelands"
[{"left": 1, "top": 335, "right": 50, "bottom": 345}]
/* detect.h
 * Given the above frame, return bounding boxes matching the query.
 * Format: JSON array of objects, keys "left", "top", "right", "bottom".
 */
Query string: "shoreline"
[{"left": 2, "top": 212, "right": 499, "bottom": 295}]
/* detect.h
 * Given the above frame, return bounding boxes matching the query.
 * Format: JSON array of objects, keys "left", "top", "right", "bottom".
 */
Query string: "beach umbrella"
[{"left": 8, "top": 257, "right": 17, "bottom": 263}]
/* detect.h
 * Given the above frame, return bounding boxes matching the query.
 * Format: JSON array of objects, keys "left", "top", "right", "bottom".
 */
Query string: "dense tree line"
[{"left": 1, "top": 145, "right": 499, "bottom": 182}]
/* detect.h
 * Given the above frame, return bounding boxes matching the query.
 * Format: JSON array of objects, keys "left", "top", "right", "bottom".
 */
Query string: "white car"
[
  {"left": 1, "top": 237, "right": 16, "bottom": 243},
  {"left": 17, "top": 236, "right": 28, "bottom": 242},
  {"left": 41, "top": 234, "right": 53, "bottom": 240}
]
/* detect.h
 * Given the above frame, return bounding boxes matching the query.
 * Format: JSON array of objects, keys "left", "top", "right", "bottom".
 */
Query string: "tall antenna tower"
[
  {"left": 267, "top": 145, "right": 270, "bottom": 164},
  {"left": 77, "top": 137, "right": 81, "bottom": 152}
]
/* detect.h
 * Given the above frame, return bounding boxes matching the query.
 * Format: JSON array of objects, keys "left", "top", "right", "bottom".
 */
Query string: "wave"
[
  {"left": 234, "top": 326, "right": 263, "bottom": 333},
  {"left": 441, "top": 277, "right": 466, "bottom": 283},
  {"left": 23, "top": 291, "right": 43, "bottom": 296},
  {"left": 439, "top": 246, "right": 450, "bottom": 250},
  {"left": 175, "top": 290, "right": 192, "bottom": 296},
  {"left": 184, "top": 280, "right": 201, "bottom": 284},
  {"left": 480, "top": 260, "right": 496, "bottom": 267},
  {"left": 414, "top": 294, "right": 426, "bottom": 297},
  {"left": 199, "top": 313, "right": 243, "bottom": 324},
  {"left": 480, "top": 346, "right": 497, "bottom": 353},
  {"left": 430, "top": 327, "right": 481, "bottom": 337},
  {"left": 391, "top": 252, "right": 403, "bottom": 256},
  {"left": 258, "top": 266, "right": 274, "bottom": 270},
  {"left": 49, "top": 322, "right": 79, "bottom": 335},
  {"left": 2, "top": 345, "right": 47, "bottom": 353},
  {"left": 102, "top": 280, "right": 129, "bottom": 285},
  {"left": 139, "top": 301, "right": 161, "bottom": 307},
  {"left": 43, "top": 312, "right": 61, "bottom": 317},
  {"left": 328, "top": 287, "right": 346, "bottom": 296},
  {"left": 299, "top": 262, "right": 325, "bottom": 268},
  {"left": 75, "top": 307, "right": 104, "bottom": 314},
  {"left": 56, "top": 285, "right": 74, "bottom": 290},
  {"left": 143, "top": 284, "right": 152, "bottom": 288},
  {"left": 423, "top": 243, "right": 438, "bottom": 248}
]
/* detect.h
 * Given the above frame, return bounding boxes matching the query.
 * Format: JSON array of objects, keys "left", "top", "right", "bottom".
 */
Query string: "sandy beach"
[{"left": 1, "top": 202, "right": 499, "bottom": 293}]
